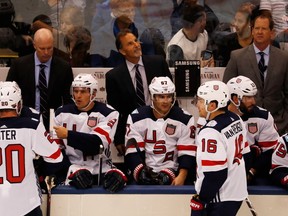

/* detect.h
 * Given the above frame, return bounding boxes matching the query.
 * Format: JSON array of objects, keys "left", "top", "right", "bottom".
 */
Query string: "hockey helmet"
[
  {"left": 0, "top": 81, "right": 22, "bottom": 114},
  {"left": 72, "top": 73, "right": 98, "bottom": 101},
  {"left": 197, "top": 80, "right": 230, "bottom": 111},
  {"left": 149, "top": 76, "right": 175, "bottom": 98}
]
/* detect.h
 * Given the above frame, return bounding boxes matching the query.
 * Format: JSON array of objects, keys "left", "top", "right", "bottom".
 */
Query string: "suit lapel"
[
  {"left": 121, "top": 64, "right": 136, "bottom": 97},
  {"left": 264, "top": 46, "right": 275, "bottom": 89},
  {"left": 47, "top": 58, "right": 56, "bottom": 101}
]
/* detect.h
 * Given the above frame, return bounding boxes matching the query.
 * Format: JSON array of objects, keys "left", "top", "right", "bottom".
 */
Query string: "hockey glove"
[
  {"left": 68, "top": 169, "right": 94, "bottom": 189},
  {"left": 250, "top": 144, "right": 262, "bottom": 158},
  {"left": 103, "top": 169, "right": 128, "bottom": 193},
  {"left": 157, "top": 168, "right": 176, "bottom": 185},
  {"left": 190, "top": 194, "right": 206, "bottom": 216},
  {"left": 281, "top": 175, "right": 288, "bottom": 190},
  {"left": 133, "top": 164, "right": 159, "bottom": 185}
]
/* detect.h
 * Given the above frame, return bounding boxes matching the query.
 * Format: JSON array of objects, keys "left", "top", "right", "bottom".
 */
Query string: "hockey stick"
[
  {"left": 45, "top": 176, "right": 54, "bottom": 216},
  {"left": 245, "top": 197, "right": 257, "bottom": 216},
  {"left": 126, "top": 138, "right": 159, "bottom": 179},
  {"left": 126, "top": 138, "right": 144, "bottom": 163},
  {"left": 98, "top": 144, "right": 104, "bottom": 186}
]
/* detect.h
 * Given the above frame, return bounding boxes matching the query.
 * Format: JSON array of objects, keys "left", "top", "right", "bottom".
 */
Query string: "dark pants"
[
  {"left": 206, "top": 201, "right": 243, "bottom": 216},
  {"left": 25, "top": 206, "right": 43, "bottom": 216}
]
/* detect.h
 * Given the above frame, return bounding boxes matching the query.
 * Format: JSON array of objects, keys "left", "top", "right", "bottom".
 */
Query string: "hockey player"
[
  {"left": 190, "top": 80, "right": 249, "bottom": 216},
  {"left": 0, "top": 81, "right": 63, "bottom": 216},
  {"left": 227, "top": 76, "right": 279, "bottom": 184},
  {"left": 125, "top": 76, "right": 196, "bottom": 185},
  {"left": 53, "top": 73, "right": 127, "bottom": 193},
  {"left": 270, "top": 133, "right": 288, "bottom": 190}
]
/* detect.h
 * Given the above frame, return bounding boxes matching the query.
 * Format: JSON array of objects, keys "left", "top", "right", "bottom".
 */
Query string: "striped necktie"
[
  {"left": 135, "top": 64, "right": 145, "bottom": 107},
  {"left": 39, "top": 64, "right": 49, "bottom": 130},
  {"left": 258, "top": 52, "right": 267, "bottom": 84}
]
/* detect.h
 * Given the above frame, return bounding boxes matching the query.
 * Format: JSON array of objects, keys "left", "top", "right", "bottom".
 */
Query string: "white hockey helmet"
[
  {"left": 0, "top": 81, "right": 22, "bottom": 114},
  {"left": 197, "top": 80, "right": 230, "bottom": 111},
  {"left": 227, "top": 76, "right": 257, "bottom": 100},
  {"left": 235, "top": 76, "right": 257, "bottom": 98},
  {"left": 149, "top": 76, "right": 176, "bottom": 98},
  {"left": 72, "top": 73, "right": 98, "bottom": 101}
]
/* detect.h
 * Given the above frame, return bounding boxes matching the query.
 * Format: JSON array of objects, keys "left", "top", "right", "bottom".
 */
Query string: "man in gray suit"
[{"left": 223, "top": 12, "right": 288, "bottom": 135}]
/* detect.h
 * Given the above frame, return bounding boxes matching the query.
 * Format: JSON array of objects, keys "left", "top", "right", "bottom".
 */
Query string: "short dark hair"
[
  {"left": 251, "top": 9, "right": 274, "bottom": 30},
  {"left": 115, "top": 28, "right": 133, "bottom": 50},
  {"left": 182, "top": 4, "right": 205, "bottom": 27}
]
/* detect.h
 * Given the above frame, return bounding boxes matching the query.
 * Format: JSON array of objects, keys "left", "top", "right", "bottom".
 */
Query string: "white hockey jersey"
[
  {"left": 242, "top": 106, "right": 279, "bottom": 152},
  {"left": 195, "top": 111, "right": 249, "bottom": 202},
  {"left": 0, "top": 117, "right": 62, "bottom": 216},
  {"left": 54, "top": 102, "right": 119, "bottom": 175},
  {"left": 270, "top": 134, "right": 288, "bottom": 173},
  {"left": 125, "top": 106, "right": 196, "bottom": 172}
]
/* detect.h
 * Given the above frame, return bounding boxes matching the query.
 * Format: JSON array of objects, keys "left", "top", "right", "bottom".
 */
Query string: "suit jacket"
[
  {"left": 6, "top": 54, "right": 73, "bottom": 129},
  {"left": 106, "top": 55, "right": 173, "bottom": 145},
  {"left": 223, "top": 45, "right": 288, "bottom": 135}
]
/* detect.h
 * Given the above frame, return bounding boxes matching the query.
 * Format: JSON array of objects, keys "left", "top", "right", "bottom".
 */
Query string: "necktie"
[
  {"left": 135, "top": 64, "right": 145, "bottom": 107},
  {"left": 258, "top": 52, "right": 267, "bottom": 83},
  {"left": 39, "top": 64, "right": 49, "bottom": 130}
]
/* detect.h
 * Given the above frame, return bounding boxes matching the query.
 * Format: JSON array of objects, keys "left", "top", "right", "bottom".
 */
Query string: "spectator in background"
[
  {"left": 166, "top": 4, "right": 210, "bottom": 67},
  {"left": 63, "top": 26, "right": 92, "bottom": 67},
  {"left": 6, "top": 28, "right": 73, "bottom": 131},
  {"left": 57, "top": 6, "right": 85, "bottom": 51},
  {"left": 140, "top": 27, "right": 166, "bottom": 59},
  {"left": 91, "top": 14, "right": 139, "bottom": 67},
  {"left": 90, "top": 0, "right": 146, "bottom": 67},
  {"left": 260, "top": 0, "right": 288, "bottom": 36},
  {"left": 223, "top": 12, "right": 288, "bottom": 136},
  {"left": 218, "top": 2, "right": 256, "bottom": 66},
  {"left": 45, "top": 0, "right": 86, "bottom": 28},
  {"left": 106, "top": 29, "right": 173, "bottom": 156}
]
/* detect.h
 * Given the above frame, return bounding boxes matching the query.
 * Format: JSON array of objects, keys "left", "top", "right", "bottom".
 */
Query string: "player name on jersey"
[
  {"left": 224, "top": 122, "right": 243, "bottom": 139},
  {"left": 0, "top": 129, "right": 16, "bottom": 140}
]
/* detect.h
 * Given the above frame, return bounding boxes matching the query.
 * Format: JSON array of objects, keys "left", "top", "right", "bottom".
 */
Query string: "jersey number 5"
[{"left": 0, "top": 144, "right": 25, "bottom": 184}]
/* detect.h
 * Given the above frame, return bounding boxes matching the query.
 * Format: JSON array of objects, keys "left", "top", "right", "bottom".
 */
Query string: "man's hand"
[{"left": 54, "top": 126, "right": 68, "bottom": 139}]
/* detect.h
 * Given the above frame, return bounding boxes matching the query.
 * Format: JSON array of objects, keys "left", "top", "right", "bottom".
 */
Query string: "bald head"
[{"left": 33, "top": 28, "right": 54, "bottom": 63}]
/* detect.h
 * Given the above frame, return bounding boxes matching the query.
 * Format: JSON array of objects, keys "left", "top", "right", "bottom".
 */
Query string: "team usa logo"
[
  {"left": 236, "top": 77, "right": 242, "bottom": 83},
  {"left": 248, "top": 123, "right": 258, "bottom": 134},
  {"left": 165, "top": 123, "right": 176, "bottom": 135},
  {"left": 87, "top": 116, "right": 98, "bottom": 127},
  {"left": 213, "top": 85, "right": 219, "bottom": 90}
]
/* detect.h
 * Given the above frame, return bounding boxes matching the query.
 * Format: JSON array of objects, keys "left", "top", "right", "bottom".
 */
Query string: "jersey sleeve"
[
  {"left": 32, "top": 122, "right": 63, "bottom": 163},
  {"left": 177, "top": 116, "right": 197, "bottom": 157},
  {"left": 125, "top": 114, "right": 145, "bottom": 155},
  {"left": 257, "top": 113, "right": 279, "bottom": 152},
  {"left": 271, "top": 135, "right": 288, "bottom": 172},
  {"left": 92, "top": 108, "right": 119, "bottom": 150}
]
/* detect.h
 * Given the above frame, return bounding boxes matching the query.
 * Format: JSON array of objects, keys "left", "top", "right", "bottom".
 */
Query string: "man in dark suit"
[
  {"left": 106, "top": 29, "right": 173, "bottom": 156},
  {"left": 223, "top": 12, "right": 288, "bottom": 135},
  {"left": 6, "top": 28, "right": 73, "bottom": 130}
]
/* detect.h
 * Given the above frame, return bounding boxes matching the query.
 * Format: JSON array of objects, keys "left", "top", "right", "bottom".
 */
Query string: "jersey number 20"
[{"left": 0, "top": 144, "right": 25, "bottom": 184}]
